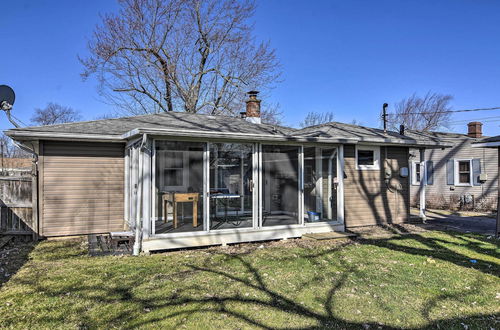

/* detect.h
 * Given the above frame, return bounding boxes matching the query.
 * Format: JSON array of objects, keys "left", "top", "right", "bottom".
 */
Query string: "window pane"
[
  {"left": 357, "top": 150, "right": 374, "bottom": 166},
  {"left": 459, "top": 173, "right": 470, "bottom": 184},
  {"left": 459, "top": 161, "right": 470, "bottom": 172},
  {"left": 415, "top": 164, "right": 421, "bottom": 182},
  {"left": 165, "top": 152, "right": 183, "bottom": 168},
  {"left": 164, "top": 169, "right": 183, "bottom": 186}
]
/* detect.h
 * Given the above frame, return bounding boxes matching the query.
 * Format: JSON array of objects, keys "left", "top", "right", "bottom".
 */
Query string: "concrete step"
[{"left": 302, "top": 231, "right": 357, "bottom": 241}]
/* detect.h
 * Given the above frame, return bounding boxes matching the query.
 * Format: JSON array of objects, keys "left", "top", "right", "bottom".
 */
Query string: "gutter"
[
  {"left": 132, "top": 133, "right": 148, "bottom": 256},
  {"left": 5, "top": 130, "right": 124, "bottom": 142},
  {"left": 6, "top": 127, "right": 452, "bottom": 148},
  {"left": 122, "top": 128, "right": 451, "bottom": 148}
]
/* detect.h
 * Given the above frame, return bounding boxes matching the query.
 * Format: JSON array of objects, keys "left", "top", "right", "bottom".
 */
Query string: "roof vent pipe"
[
  {"left": 245, "top": 91, "right": 261, "bottom": 124},
  {"left": 399, "top": 124, "right": 405, "bottom": 136}
]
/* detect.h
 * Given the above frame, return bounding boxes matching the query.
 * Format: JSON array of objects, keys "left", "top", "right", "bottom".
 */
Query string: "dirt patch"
[
  {"left": 349, "top": 223, "right": 430, "bottom": 239},
  {"left": 0, "top": 237, "right": 35, "bottom": 286},
  {"left": 152, "top": 237, "right": 354, "bottom": 257}
]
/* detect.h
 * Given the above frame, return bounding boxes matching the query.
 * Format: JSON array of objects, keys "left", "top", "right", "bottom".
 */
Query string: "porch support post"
[
  {"left": 142, "top": 139, "right": 152, "bottom": 239},
  {"left": 124, "top": 147, "right": 130, "bottom": 226},
  {"left": 337, "top": 145, "right": 345, "bottom": 227},
  {"left": 496, "top": 147, "right": 499, "bottom": 238},
  {"left": 299, "top": 146, "right": 304, "bottom": 225},
  {"left": 419, "top": 148, "right": 427, "bottom": 221}
]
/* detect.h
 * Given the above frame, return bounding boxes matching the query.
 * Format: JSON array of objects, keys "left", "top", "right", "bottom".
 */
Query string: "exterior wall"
[
  {"left": 410, "top": 139, "right": 498, "bottom": 210},
  {"left": 344, "top": 145, "right": 409, "bottom": 227},
  {"left": 39, "top": 141, "right": 126, "bottom": 236}
]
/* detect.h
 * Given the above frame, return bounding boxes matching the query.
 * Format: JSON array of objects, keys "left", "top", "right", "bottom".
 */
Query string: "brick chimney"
[
  {"left": 467, "top": 122, "right": 483, "bottom": 138},
  {"left": 245, "top": 91, "right": 261, "bottom": 124}
]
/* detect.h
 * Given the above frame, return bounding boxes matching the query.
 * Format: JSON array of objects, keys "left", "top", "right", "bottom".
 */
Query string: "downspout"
[{"left": 133, "top": 133, "right": 148, "bottom": 256}]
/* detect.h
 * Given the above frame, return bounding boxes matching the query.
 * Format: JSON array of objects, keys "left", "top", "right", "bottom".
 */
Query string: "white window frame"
[
  {"left": 411, "top": 161, "right": 424, "bottom": 185},
  {"left": 454, "top": 159, "right": 473, "bottom": 186},
  {"left": 158, "top": 150, "right": 188, "bottom": 192},
  {"left": 355, "top": 145, "right": 380, "bottom": 170}
]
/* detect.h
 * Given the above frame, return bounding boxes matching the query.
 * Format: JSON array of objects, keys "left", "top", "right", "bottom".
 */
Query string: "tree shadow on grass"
[
  {"left": 4, "top": 232, "right": 499, "bottom": 329},
  {"left": 0, "top": 237, "right": 36, "bottom": 287}
]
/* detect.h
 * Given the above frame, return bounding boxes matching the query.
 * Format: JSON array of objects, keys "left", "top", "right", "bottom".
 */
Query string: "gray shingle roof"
[
  {"left": 4, "top": 111, "right": 450, "bottom": 147},
  {"left": 7, "top": 112, "right": 295, "bottom": 137},
  {"left": 293, "top": 121, "right": 445, "bottom": 145},
  {"left": 476, "top": 135, "right": 500, "bottom": 143}
]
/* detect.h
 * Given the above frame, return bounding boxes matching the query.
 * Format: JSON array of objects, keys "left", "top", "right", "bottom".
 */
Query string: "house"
[
  {"left": 409, "top": 122, "right": 499, "bottom": 211},
  {"left": 4, "top": 92, "right": 449, "bottom": 252},
  {"left": 472, "top": 134, "right": 500, "bottom": 237}
]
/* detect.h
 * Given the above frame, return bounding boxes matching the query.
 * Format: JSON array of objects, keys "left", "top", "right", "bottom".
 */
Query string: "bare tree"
[
  {"left": 0, "top": 134, "right": 30, "bottom": 158},
  {"left": 388, "top": 92, "right": 453, "bottom": 132},
  {"left": 260, "top": 102, "right": 283, "bottom": 125},
  {"left": 31, "top": 103, "right": 82, "bottom": 126},
  {"left": 80, "top": 0, "right": 280, "bottom": 116},
  {"left": 299, "top": 111, "right": 335, "bottom": 128}
]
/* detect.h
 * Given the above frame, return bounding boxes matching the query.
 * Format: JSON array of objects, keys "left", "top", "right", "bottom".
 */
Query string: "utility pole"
[{"left": 382, "top": 103, "right": 388, "bottom": 134}]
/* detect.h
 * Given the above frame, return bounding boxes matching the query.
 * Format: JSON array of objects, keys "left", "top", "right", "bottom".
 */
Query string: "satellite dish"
[{"left": 0, "top": 85, "right": 15, "bottom": 110}]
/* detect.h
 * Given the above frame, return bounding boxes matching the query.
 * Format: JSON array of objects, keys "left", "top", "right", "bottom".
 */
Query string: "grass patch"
[{"left": 0, "top": 231, "right": 498, "bottom": 329}]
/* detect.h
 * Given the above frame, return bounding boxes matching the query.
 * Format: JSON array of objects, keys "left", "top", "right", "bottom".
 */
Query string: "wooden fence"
[{"left": 0, "top": 175, "right": 34, "bottom": 236}]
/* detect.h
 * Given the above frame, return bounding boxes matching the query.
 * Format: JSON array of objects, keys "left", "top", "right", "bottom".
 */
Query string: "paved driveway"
[{"left": 419, "top": 210, "right": 497, "bottom": 236}]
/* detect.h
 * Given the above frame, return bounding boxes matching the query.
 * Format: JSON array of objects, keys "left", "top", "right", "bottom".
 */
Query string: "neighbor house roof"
[
  {"left": 472, "top": 135, "right": 500, "bottom": 148},
  {"left": 4, "top": 111, "right": 450, "bottom": 147}
]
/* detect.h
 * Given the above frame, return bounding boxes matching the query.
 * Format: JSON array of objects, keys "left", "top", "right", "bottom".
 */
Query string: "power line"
[
  {"left": 388, "top": 106, "right": 500, "bottom": 115},
  {"left": 448, "top": 115, "right": 500, "bottom": 124}
]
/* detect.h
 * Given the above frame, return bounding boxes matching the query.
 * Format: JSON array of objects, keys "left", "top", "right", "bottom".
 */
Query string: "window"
[
  {"left": 455, "top": 159, "right": 472, "bottom": 185},
  {"left": 158, "top": 150, "right": 188, "bottom": 191},
  {"left": 356, "top": 145, "right": 380, "bottom": 170},
  {"left": 163, "top": 151, "right": 184, "bottom": 187},
  {"left": 411, "top": 161, "right": 422, "bottom": 185}
]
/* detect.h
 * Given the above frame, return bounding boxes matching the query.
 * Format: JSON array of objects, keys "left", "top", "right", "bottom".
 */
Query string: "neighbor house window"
[
  {"left": 411, "top": 161, "right": 422, "bottom": 185},
  {"left": 455, "top": 159, "right": 472, "bottom": 185},
  {"left": 356, "top": 145, "right": 380, "bottom": 170}
]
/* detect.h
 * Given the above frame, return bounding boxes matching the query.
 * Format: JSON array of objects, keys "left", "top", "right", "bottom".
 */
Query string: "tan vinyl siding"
[
  {"left": 344, "top": 145, "right": 409, "bottom": 227},
  {"left": 410, "top": 140, "right": 498, "bottom": 208},
  {"left": 40, "top": 141, "right": 125, "bottom": 236}
]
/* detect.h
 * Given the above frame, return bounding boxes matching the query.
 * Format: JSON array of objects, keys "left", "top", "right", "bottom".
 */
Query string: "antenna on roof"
[{"left": 0, "top": 85, "right": 20, "bottom": 128}]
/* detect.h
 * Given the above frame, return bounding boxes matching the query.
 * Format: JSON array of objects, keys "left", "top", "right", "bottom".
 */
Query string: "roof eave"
[
  {"left": 4, "top": 130, "right": 125, "bottom": 143},
  {"left": 472, "top": 141, "right": 500, "bottom": 148},
  {"left": 124, "top": 128, "right": 451, "bottom": 147}
]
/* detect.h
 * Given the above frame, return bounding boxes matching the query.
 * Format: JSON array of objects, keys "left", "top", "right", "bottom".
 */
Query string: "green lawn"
[{"left": 0, "top": 231, "right": 498, "bottom": 329}]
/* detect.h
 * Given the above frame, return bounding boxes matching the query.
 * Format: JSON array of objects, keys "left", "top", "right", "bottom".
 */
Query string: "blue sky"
[{"left": 1, "top": 0, "right": 499, "bottom": 135}]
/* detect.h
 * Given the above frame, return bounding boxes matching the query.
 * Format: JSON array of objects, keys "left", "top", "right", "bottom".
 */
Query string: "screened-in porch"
[{"left": 126, "top": 137, "right": 345, "bottom": 248}]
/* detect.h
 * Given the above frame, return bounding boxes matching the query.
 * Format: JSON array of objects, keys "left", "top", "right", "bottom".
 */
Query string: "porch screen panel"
[
  {"left": 209, "top": 143, "right": 253, "bottom": 230},
  {"left": 262, "top": 145, "right": 300, "bottom": 226},
  {"left": 303, "top": 147, "right": 338, "bottom": 222},
  {"left": 154, "top": 141, "right": 205, "bottom": 234}
]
